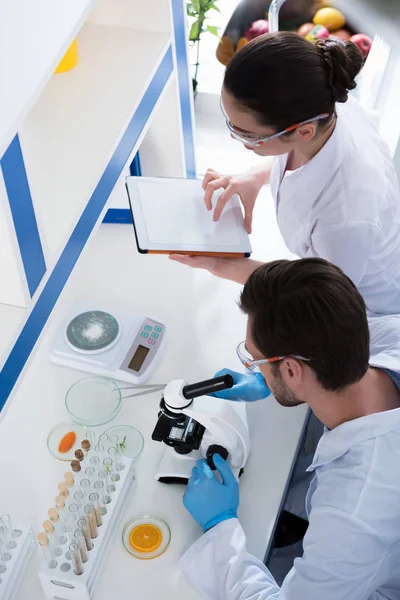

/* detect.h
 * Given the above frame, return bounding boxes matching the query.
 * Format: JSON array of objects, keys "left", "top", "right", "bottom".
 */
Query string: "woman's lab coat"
[{"left": 269, "top": 96, "right": 400, "bottom": 316}]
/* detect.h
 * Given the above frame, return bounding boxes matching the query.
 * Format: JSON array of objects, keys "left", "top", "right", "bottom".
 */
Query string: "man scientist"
[{"left": 180, "top": 257, "right": 400, "bottom": 600}]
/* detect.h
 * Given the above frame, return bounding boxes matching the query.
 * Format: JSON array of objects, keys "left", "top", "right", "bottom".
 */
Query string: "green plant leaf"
[
  {"left": 189, "top": 20, "right": 200, "bottom": 41},
  {"left": 209, "top": 2, "right": 221, "bottom": 11},
  {"left": 192, "top": 0, "right": 201, "bottom": 12},
  {"left": 207, "top": 24, "right": 220, "bottom": 37},
  {"left": 187, "top": 4, "right": 196, "bottom": 16}
]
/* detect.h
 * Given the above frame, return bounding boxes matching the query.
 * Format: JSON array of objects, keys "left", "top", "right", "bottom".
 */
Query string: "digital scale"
[{"left": 49, "top": 308, "right": 166, "bottom": 384}]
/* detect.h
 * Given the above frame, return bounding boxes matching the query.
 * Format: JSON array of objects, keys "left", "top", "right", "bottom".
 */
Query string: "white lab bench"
[{"left": 0, "top": 191, "right": 308, "bottom": 598}]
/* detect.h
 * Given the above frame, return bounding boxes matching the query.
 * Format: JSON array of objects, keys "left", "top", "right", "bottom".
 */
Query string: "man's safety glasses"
[
  {"left": 236, "top": 341, "right": 310, "bottom": 372},
  {"left": 220, "top": 99, "right": 330, "bottom": 148}
]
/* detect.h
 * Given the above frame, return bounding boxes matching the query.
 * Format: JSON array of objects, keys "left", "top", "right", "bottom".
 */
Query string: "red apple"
[
  {"left": 350, "top": 33, "right": 373, "bottom": 57},
  {"left": 306, "top": 25, "right": 330, "bottom": 43},
  {"left": 245, "top": 19, "right": 269, "bottom": 41}
]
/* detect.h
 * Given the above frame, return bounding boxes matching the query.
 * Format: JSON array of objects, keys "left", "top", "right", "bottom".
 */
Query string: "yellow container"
[{"left": 55, "top": 39, "right": 78, "bottom": 74}]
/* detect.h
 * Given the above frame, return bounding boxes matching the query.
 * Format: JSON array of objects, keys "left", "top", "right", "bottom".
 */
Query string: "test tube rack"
[
  {"left": 0, "top": 522, "right": 35, "bottom": 600},
  {"left": 38, "top": 455, "right": 135, "bottom": 600}
]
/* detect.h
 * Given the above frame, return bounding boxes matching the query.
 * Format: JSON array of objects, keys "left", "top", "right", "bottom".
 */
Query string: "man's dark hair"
[{"left": 240, "top": 258, "right": 370, "bottom": 391}]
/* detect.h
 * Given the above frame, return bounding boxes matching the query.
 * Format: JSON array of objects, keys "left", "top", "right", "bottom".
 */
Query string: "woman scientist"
[{"left": 171, "top": 32, "right": 400, "bottom": 316}]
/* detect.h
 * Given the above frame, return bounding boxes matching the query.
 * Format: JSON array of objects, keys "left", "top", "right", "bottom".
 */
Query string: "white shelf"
[
  {"left": 333, "top": 0, "right": 400, "bottom": 49},
  {"left": 0, "top": 0, "right": 98, "bottom": 157},
  {"left": 19, "top": 23, "right": 171, "bottom": 262}
]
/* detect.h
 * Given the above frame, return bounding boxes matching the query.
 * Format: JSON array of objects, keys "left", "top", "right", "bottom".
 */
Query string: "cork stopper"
[
  {"left": 55, "top": 495, "right": 65, "bottom": 510},
  {"left": 64, "top": 472, "right": 74, "bottom": 488},
  {"left": 82, "top": 439, "right": 90, "bottom": 451},
  {"left": 71, "top": 460, "right": 81, "bottom": 473},
  {"left": 43, "top": 520, "right": 55, "bottom": 534},
  {"left": 48, "top": 508, "right": 59, "bottom": 523},
  {"left": 75, "top": 449, "right": 84, "bottom": 461},
  {"left": 58, "top": 483, "right": 69, "bottom": 498},
  {"left": 37, "top": 532, "right": 49, "bottom": 547}
]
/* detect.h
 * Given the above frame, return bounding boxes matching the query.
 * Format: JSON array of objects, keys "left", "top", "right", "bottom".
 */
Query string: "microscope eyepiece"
[{"left": 182, "top": 374, "right": 234, "bottom": 400}]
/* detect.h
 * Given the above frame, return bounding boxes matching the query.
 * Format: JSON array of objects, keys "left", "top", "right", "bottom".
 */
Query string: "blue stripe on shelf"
[
  {"left": 1, "top": 135, "right": 46, "bottom": 297},
  {"left": 171, "top": 0, "right": 196, "bottom": 179},
  {"left": 102, "top": 209, "right": 132, "bottom": 224},
  {"left": 130, "top": 152, "right": 142, "bottom": 176},
  {"left": 0, "top": 45, "right": 173, "bottom": 411}
]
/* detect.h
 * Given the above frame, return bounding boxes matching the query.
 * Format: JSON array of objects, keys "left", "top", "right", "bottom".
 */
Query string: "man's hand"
[
  {"left": 183, "top": 455, "right": 239, "bottom": 533},
  {"left": 209, "top": 368, "right": 270, "bottom": 402}
]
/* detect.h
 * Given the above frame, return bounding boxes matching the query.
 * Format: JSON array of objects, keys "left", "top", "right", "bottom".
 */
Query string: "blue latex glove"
[
  {"left": 183, "top": 455, "right": 239, "bottom": 533},
  {"left": 209, "top": 368, "right": 271, "bottom": 401}
]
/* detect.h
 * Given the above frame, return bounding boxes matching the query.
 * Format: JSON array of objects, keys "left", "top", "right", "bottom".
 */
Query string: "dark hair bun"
[{"left": 316, "top": 38, "right": 363, "bottom": 103}]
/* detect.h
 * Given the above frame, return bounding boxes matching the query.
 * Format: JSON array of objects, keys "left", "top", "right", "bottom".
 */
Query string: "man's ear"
[{"left": 280, "top": 358, "right": 303, "bottom": 383}]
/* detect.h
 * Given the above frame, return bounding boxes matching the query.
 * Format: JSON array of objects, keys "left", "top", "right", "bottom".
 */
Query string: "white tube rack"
[
  {"left": 0, "top": 522, "right": 35, "bottom": 600},
  {"left": 38, "top": 455, "right": 135, "bottom": 600}
]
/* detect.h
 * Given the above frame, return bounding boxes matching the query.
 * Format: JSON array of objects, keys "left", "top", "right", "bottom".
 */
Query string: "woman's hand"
[
  {"left": 169, "top": 255, "right": 264, "bottom": 284},
  {"left": 203, "top": 165, "right": 271, "bottom": 234}
]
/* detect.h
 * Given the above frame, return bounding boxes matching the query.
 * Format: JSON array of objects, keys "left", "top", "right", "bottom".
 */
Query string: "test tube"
[
  {"left": 99, "top": 470, "right": 115, "bottom": 504},
  {"left": 84, "top": 506, "right": 98, "bottom": 539},
  {"left": 93, "top": 481, "right": 108, "bottom": 515},
  {"left": 77, "top": 518, "right": 93, "bottom": 551},
  {"left": 98, "top": 433, "right": 109, "bottom": 449},
  {"left": 103, "top": 458, "right": 119, "bottom": 485},
  {"left": 80, "top": 478, "right": 91, "bottom": 500},
  {"left": 71, "top": 460, "right": 83, "bottom": 487},
  {"left": 75, "top": 449, "right": 85, "bottom": 472},
  {"left": 0, "top": 515, "right": 17, "bottom": 550},
  {"left": 37, "top": 533, "right": 57, "bottom": 569},
  {"left": 54, "top": 497, "right": 68, "bottom": 535},
  {"left": 69, "top": 542, "right": 84, "bottom": 575},
  {"left": 94, "top": 443, "right": 105, "bottom": 464},
  {"left": 85, "top": 467, "right": 96, "bottom": 488},
  {"left": 0, "top": 540, "right": 8, "bottom": 573},
  {"left": 47, "top": 508, "right": 67, "bottom": 544},
  {"left": 68, "top": 503, "right": 82, "bottom": 526},
  {"left": 0, "top": 528, "right": 12, "bottom": 561},
  {"left": 74, "top": 529, "right": 88, "bottom": 563},
  {"left": 74, "top": 491, "right": 84, "bottom": 509},
  {"left": 108, "top": 447, "right": 123, "bottom": 474},
  {"left": 85, "top": 430, "right": 96, "bottom": 448},
  {"left": 58, "top": 483, "right": 71, "bottom": 506},
  {"left": 89, "top": 455, "right": 100, "bottom": 474},
  {"left": 43, "top": 520, "right": 62, "bottom": 557},
  {"left": 88, "top": 493, "right": 103, "bottom": 527},
  {"left": 64, "top": 472, "right": 75, "bottom": 494}
]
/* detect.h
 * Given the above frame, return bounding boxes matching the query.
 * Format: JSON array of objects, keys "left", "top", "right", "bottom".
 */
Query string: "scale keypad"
[{"left": 140, "top": 322, "right": 163, "bottom": 346}]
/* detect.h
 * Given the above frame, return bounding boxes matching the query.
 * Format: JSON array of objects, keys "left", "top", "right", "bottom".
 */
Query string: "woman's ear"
[{"left": 295, "top": 124, "right": 318, "bottom": 143}]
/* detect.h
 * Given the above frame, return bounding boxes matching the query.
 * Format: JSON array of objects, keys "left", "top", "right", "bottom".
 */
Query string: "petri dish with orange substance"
[{"left": 122, "top": 516, "right": 171, "bottom": 559}]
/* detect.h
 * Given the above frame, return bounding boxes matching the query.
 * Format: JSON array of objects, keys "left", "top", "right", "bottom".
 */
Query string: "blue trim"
[
  {"left": 1, "top": 135, "right": 46, "bottom": 296},
  {"left": 102, "top": 208, "right": 132, "bottom": 224},
  {"left": 0, "top": 45, "right": 174, "bottom": 411},
  {"left": 130, "top": 152, "right": 142, "bottom": 177},
  {"left": 171, "top": 0, "right": 196, "bottom": 179}
]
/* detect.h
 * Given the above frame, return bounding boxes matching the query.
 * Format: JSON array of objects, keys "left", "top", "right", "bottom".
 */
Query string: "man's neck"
[{"left": 306, "top": 368, "right": 400, "bottom": 430}]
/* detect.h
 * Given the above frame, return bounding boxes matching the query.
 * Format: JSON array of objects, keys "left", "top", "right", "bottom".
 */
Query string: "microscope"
[{"left": 151, "top": 375, "right": 251, "bottom": 483}]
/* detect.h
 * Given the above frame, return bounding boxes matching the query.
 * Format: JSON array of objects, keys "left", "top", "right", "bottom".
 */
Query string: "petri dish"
[
  {"left": 47, "top": 423, "right": 89, "bottom": 461},
  {"left": 65, "top": 310, "right": 120, "bottom": 354},
  {"left": 65, "top": 377, "right": 122, "bottom": 426},
  {"left": 103, "top": 425, "right": 144, "bottom": 461},
  {"left": 122, "top": 516, "right": 171, "bottom": 560}
]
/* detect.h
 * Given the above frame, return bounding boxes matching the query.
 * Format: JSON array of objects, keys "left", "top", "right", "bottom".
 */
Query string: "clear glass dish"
[
  {"left": 47, "top": 422, "right": 89, "bottom": 461},
  {"left": 65, "top": 377, "right": 122, "bottom": 426},
  {"left": 122, "top": 516, "right": 171, "bottom": 560},
  {"left": 103, "top": 425, "right": 144, "bottom": 461}
]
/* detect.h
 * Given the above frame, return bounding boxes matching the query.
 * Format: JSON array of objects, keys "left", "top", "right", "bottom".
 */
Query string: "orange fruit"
[
  {"left": 236, "top": 37, "right": 248, "bottom": 51},
  {"left": 216, "top": 36, "right": 235, "bottom": 66},
  {"left": 129, "top": 524, "right": 162, "bottom": 553}
]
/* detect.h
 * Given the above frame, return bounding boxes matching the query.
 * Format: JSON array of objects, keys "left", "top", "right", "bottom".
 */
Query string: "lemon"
[{"left": 313, "top": 7, "right": 346, "bottom": 32}]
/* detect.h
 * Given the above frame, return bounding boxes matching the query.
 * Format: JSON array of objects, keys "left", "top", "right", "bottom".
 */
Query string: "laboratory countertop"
[{"left": 0, "top": 191, "right": 307, "bottom": 599}]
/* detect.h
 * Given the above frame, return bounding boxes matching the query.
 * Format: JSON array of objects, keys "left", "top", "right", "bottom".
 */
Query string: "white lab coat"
[
  {"left": 180, "top": 315, "right": 400, "bottom": 600},
  {"left": 269, "top": 96, "right": 400, "bottom": 317}
]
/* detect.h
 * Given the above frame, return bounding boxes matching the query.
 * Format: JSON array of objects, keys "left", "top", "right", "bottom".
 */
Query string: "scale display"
[{"left": 49, "top": 308, "right": 166, "bottom": 384}]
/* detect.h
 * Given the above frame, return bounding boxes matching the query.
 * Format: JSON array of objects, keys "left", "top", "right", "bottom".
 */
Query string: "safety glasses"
[
  {"left": 220, "top": 98, "right": 330, "bottom": 148},
  {"left": 236, "top": 341, "right": 310, "bottom": 372}
]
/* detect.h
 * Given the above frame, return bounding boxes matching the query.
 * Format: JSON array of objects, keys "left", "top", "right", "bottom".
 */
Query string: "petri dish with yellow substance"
[{"left": 122, "top": 516, "right": 171, "bottom": 559}]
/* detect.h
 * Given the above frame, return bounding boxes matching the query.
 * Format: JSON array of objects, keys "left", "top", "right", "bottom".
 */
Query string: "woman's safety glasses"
[
  {"left": 236, "top": 341, "right": 310, "bottom": 372},
  {"left": 220, "top": 99, "right": 330, "bottom": 148}
]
